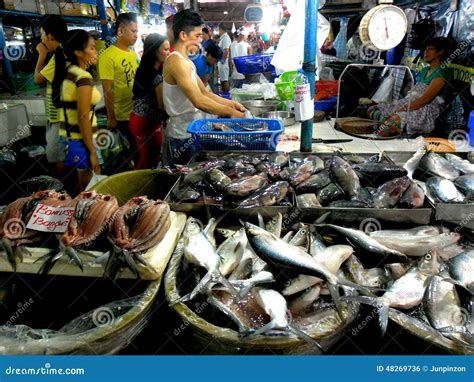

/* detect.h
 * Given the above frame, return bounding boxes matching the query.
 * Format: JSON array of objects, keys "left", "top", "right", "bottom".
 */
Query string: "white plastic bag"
[
  {"left": 371, "top": 72, "right": 395, "bottom": 103},
  {"left": 86, "top": 172, "right": 107, "bottom": 190}
]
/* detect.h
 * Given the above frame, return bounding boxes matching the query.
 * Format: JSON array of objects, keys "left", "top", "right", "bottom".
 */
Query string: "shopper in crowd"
[
  {"left": 34, "top": 14, "right": 68, "bottom": 176},
  {"left": 51, "top": 29, "right": 101, "bottom": 191},
  {"left": 130, "top": 34, "right": 170, "bottom": 169},
  {"left": 165, "top": 14, "right": 174, "bottom": 48},
  {"left": 190, "top": 44, "right": 223, "bottom": 89},
  {"left": 201, "top": 27, "right": 215, "bottom": 51},
  {"left": 162, "top": 10, "right": 246, "bottom": 165},
  {"left": 368, "top": 37, "right": 455, "bottom": 137},
  {"left": 229, "top": 29, "right": 252, "bottom": 89},
  {"left": 98, "top": 12, "right": 139, "bottom": 166},
  {"left": 217, "top": 24, "right": 232, "bottom": 92}
]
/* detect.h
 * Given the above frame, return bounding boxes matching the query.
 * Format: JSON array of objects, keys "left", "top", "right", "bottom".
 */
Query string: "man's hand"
[
  {"left": 230, "top": 110, "right": 245, "bottom": 118},
  {"left": 36, "top": 42, "right": 49, "bottom": 57},
  {"left": 231, "top": 101, "right": 246, "bottom": 113}
]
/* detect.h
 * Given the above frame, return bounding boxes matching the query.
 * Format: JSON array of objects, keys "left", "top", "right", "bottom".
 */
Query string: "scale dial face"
[{"left": 360, "top": 5, "right": 408, "bottom": 51}]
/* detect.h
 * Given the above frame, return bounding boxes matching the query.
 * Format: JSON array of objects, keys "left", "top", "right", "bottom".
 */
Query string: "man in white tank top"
[{"left": 162, "top": 10, "right": 246, "bottom": 165}]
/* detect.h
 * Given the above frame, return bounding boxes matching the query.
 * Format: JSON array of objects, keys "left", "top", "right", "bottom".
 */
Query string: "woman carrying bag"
[{"left": 52, "top": 29, "right": 102, "bottom": 191}]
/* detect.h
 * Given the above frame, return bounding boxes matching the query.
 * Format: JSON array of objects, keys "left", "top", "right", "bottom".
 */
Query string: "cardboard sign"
[{"left": 26, "top": 204, "right": 75, "bottom": 233}]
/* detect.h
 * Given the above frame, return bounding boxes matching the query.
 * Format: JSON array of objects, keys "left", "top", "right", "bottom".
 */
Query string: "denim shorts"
[{"left": 60, "top": 137, "right": 103, "bottom": 170}]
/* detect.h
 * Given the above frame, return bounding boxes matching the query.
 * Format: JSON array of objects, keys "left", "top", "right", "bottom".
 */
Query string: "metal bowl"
[
  {"left": 241, "top": 100, "right": 281, "bottom": 116},
  {"left": 261, "top": 111, "right": 295, "bottom": 127}
]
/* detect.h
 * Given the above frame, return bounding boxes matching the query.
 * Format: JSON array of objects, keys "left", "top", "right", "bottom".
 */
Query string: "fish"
[
  {"left": 238, "top": 181, "right": 289, "bottom": 208},
  {"left": 343, "top": 252, "right": 442, "bottom": 335},
  {"left": 398, "top": 181, "right": 425, "bottom": 208},
  {"left": 424, "top": 273, "right": 473, "bottom": 345},
  {"left": 312, "top": 144, "right": 343, "bottom": 153},
  {"left": 329, "top": 156, "right": 360, "bottom": 197},
  {"left": 309, "top": 234, "right": 327, "bottom": 257},
  {"left": 403, "top": 146, "right": 426, "bottom": 179},
  {"left": 426, "top": 177, "right": 465, "bottom": 203},
  {"left": 419, "top": 152, "right": 460, "bottom": 180},
  {"left": 289, "top": 285, "right": 322, "bottom": 314},
  {"left": 265, "top": 213, "right": 282, "bottom": 238},
  {"left": 448, "top": 249, "right": 474, "bottom": 293},
  {"left": 181, "top": 160, "right": 226, "bottom": 185},
  {"left": 171, "top": 217, "right": 237, "bottom": 304},
  {"left": 454, "top": 175, "right": 474, "bottom": 198},
  {"left": 373, "top": 176, "right": 412, "bottom": 208},
  {"left": 289, "top": 224, "right": 310, "bottom": 247},
  {"left": 384, "top": 263, "right": 411, "bottom": 280},
  {"left": 218, "top": 229, "right": 247, "bottom": 276},
  {"left": 241, "top": 288, "right": 323, "bottom": 352},
  {"left": 345, "top": 255, "right": 388, "bottom": 288},
  {"left": 316, "top": 224, "right": 409, "bottom": 266},
  {"left": 445, "top": 154, "right": 474, "bottom": 175},
  {"left": 19, "top": 175, "right": 64, "bottom": 195},
  {"left": 228, "top": 246, "right": 259, "bottom": 281},
  {"left": 207, "top": 168, "right": 231, "bottom": 192},
  {"left": 289, "top": 162, "right": 317, "bottom": 186},
  {"left": 343, "top": 154, "right": 367, "bottom": 164},
  {"left": 352, "top": 163, "right": 408, "bottom": 186},
  {"left": 369, "top": 226, "right": 449, "bottom": 241},
  {"left": 226, "top": 164, "right": 257, "bottom": 179},
  {"left": 297, "top": 194, "right": 321, "bottom": 208},
  {"left": 316, "top": 183, "right": 345, "bottom": 206},
  {"left": 370, "top": 232, "right": 461, "bottom": 257},
  {"left": 226, "top": 175, "right": 268, "bottom": 197},
  {"left": 230, "top": 270, "right": 275, "bottom": 299},
  {"left": 173, "top": 188, "right": 200, "bottom": 202},
  {"left": 269, "top": 152, "right": 289, "bottom": 167},
  {"left": 295, "top": 171, "right": 332, "bottom": 193}
]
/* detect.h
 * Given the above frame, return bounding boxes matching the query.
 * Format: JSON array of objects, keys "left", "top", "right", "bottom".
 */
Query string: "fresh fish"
[
  {"left": 289, "top": 224, "right": 310, "bottom": 247},
  {"left": 316, "top": 224, "right": 409, "bottom": 266},
  {"left": 403, "top": 146, "right": 426, "bottom": 179},
  {"left": 309, "top": 234, "right": 327, "bottom": 257},
  {"left": 242, "top": 288, "right": 323, "bottom": 352},
  {"left": 343, "top": 154, "right": 367, "bottom": 164},
  {"left": 218, "top": 229, "right": 247, "bottom": 276},
  {"left": 352, "top": 163, "right": 407, "bottom": 186},
  {"left": 173, "top": 188, "right": 200, "bottom": 202},
  {"left": 329, "top": 156, "right": 360, "bottom": 197},
  {"left": 419, "top": 152, "right": 460, "bottom": 181},
  {"left": 448, "top": 249, "right": 474, "bottom": 293},
  {"left": 350, "top": 187, "right": 373, "bottom": 207},
  {"left": 398, "top": 181, "right": 425, "bottom": 208},
  {"left": 172, "top": 217, "right": 236, "bottom": 303},
  {"left": 19, "top": 175, "right": 64, "bottom": 195},
  {"left": 282, "top": 231, "right": 294, "bottom": 243},
  {"left": 265, "top": 213, "right": 282, "bottom": 238},
  {"left": 297, "top": 194, "right": 321, "bottom": 208},
  {"left": 207, "top": 168, "right": 231, "bottom": 192},
  {"left": 346, "top": 256, "right": 388, "bottom": 289},
  {"left": 238, "top": 181, "right": 289, "bottom": 208},
  {"left": 295, "top": 171, "right": 332, "bottom": 193},
  {"left": 182, "top": 161, "right": 225, "bottom": 185},
  {"left": 369, "top": 226, "right": 449, "bottom": 240},
  {"left": 424, "top": 273, "right": 473, "bottom": 344},
  {"left": 445, "top": 154, "right": 474, "bottom": 174},
  {"left": 371, "top": 232, "right": 460, "bottom": 257},
  {"left": 384, "top": 263, "right": 411, "bottom": 280},
  {"left": 289, "top": 285, "right": 321, "bottom": 314},
  {"left": 316, "top": 183, "right": 344, "bottom": 206},
  {"left": 454, "top": 175, "right": 474, "bottom": 198},
  {"left": 289, "top": 162, "right": 317, "bottom": 186},
  {"left": 426, "top": 177, "right": 465, "bottom": 203},
  {"left": 203, "top": 217, "right": 220, "bottom": 248},
  {"left": 344, "top": 252, "right": 442, "bottom": 335},
  {"left": 230, "top": 270, "right": 275, "bottom": 299},
  {"left": 373, "top": 176, "right": 412, "bottom": 208},
  {"left": 226, "top": 175, "right": 268, "bottom": 197},
  {"left": 255, "top": 161, "right": 280, "bottom": 178},
  {"left": 269, "top": 152, "right": 289, "bottom": 167},
  {"left": 228, "top": 246, "right": 258, "bottom": 281}
]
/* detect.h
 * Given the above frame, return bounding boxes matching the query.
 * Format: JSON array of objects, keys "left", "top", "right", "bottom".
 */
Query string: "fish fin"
[
  {"left": 327, "top": 282, "right": 345, "bottom": 321},
  {"left": 65, "top": 246, "right": 83, "bottom": 271},
  {"left": 122, "top": 250, "right": 140, "bottom": 278},
  {"left": 340, "top": 295, "right": 381, "bottom": 308},
  {"left": 378, "top": 304, "right": 389, "bottom": 336},
  {"left": 287, "top": 325, "right": 324, "bottom": 353},
  {"left": 257, "top": 212, "right": 265, "bottom": 229},
  {"left": 338, "top": 278, "right": 384, "bottom": 297},
  {"left": 437, "top": 326, "right": 470, "bottom": 334},
  {"left": 240, "top": 321, "right": 277, "bottom": 338},
  {"left": 170, "top": 271, "right": 214, "bottom": 305}
]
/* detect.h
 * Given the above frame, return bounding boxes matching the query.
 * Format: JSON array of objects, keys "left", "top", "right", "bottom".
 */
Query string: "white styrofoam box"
[{"left": 0, "top": 104, "right": 31, "bottom": 148}]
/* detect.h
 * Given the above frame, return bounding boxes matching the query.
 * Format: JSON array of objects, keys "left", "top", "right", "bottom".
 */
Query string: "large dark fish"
[
  {"left": 238, "top": 181, "right": 289, "bottom": 208},
  {"left": 316, "top": 183, "right": 344, "bottom": 206},
  {"left": 373, "top": 176, "right": 411, "bottom": 208},
  {"left": 352, "top": 163, "right": 407, "bottom": 186},
  {"left": 398, "top": 181, "right": 425, "bottom": 208},
  {"left": 295, "top": 170, "right": 332, "bottom": 193},
  {"left": 19, "top": 176, "right": 64, "bottom": 195},
  {"left": 329, "top": 156, "right": 360, "bottom": 197},
  {"left": 226, "top": 175, "right": 268, "bottom": 197}
]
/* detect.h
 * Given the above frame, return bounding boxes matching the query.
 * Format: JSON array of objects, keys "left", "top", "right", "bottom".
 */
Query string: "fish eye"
[
  {"left": 424, "top": 254, "right": 432, "bottom": 260},
  {"left": 240, "top": 228, "right": 244, "bottom": 232},
  {"left": 301, "top": 230, "right": 306, "bottom": 234}
]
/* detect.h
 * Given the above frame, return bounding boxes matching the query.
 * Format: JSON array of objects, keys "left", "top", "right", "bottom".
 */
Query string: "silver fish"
[
  {"left": 230, "top": 270, "right": 275, "bottom": 299},
  {"left": 289, "top": 285, "right": 321, "bottom": 314},
  {"left": 373, "top": 176, "right": 412, "bottom": 208},
  {"left": 403, "top": 146, "right": 426, "bottom": 179},
  {"left": 297, "top": 194, "right": 321, "bottom": 208},
  {"left": 398, "top": 181, "right": 425, "bottom": 208},
  {"left": 445, "top": 154, "right": 474, "bottom": 175},
  {"left": 369, "top": 226, "right": 449, "bottom": 240},
  {"left": 426, "top": 177, "right": 465, "bottom": 203},
  {"left": 218, "top": 229, "right": 247, "bottom": 276},
  {"left": 265, "top": 213, "right": 283, "bottom": 238},
  {"left": 419, "top": 153, "right": 460, "bottom": 181},
  {"left": 448, "top": 249, "right": 474, "bottom": 293},
  {"left": 329, "top": 156, "right": 360, "bottom": 197},
  {"left": 454, "top": 175, "right": 474, "bottom": 198}
]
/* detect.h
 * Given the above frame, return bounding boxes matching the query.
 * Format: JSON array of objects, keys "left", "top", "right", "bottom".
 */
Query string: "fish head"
[
  {"left": 243, "top": 221, "right": 268, "bottom": 238},
  {"left": 184, "top": 217, "right": 203, "bottom": 236},
  {"left": 417, "top": 251, "right": 443, "bottom": 276}
]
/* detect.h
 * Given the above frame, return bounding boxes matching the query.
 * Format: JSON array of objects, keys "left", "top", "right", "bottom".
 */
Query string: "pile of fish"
[
  {"left": 402, "top": 149, "right": 474, "bottom": 204},
  {"left": 0, "top": 190, "right": 173, "bottom": 278},
  {"left": 293, "top": 153, "right": 425, "bottom": 209},
  {"left": 170, "top": 213, "right": 473, "bottom": 353},
  {"left": 169, "top": 153, "right": 292, "bottom": 208}
]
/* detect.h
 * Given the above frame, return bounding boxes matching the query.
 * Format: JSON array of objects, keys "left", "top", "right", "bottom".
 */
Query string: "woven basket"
[
  {"left": 424, "top": 138, "right": 457, "bottom": 152},
  {"left": 336, "top": 118, "right": 383, "bottom": 135}
]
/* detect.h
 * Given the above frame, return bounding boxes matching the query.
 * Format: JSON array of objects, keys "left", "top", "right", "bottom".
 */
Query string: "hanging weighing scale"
[{"left": 359, "top": 1, "right": 408, "bottom": 51}]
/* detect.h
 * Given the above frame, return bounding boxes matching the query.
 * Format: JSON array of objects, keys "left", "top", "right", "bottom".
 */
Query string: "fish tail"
[
  {"left": 378, "top": 304, "right": 389, "bottom": 336},
  {"left": 240, "top": 321, "right": 277, "bottom": 338},
  {"left": 288, "top": 325, "right": 324, "bottom": 353},
  {"left": 213, "top": 271, "right": 238, "bottom": 297},
  {"left": 170, "top": 271, "right": 214, "bottom": 305},
  {"left": 65, "top": 246, "right": 84, "bottom": 271},
  {"left": 340, "top": 295, "right": 388, "bottom": 334},
  {"left": 327, "top": 282, "right": 345, "bottom": 321},
  {"left": 339, "top": 279, "right": 383, "bottom": 297},
  {"left": 257, "top": 212, "right": 265, "bottom": 229}
]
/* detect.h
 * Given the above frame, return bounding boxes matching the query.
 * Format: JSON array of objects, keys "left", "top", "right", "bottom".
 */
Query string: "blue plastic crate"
[
  {"left": 187, "top": 118, "right": 284, "bottom": 151},
  {"left": 233, "top": 54, "right": 275, "bottom": 75},
  {"left": 314, "top": 96, "right": 338, "bottom": 111}
]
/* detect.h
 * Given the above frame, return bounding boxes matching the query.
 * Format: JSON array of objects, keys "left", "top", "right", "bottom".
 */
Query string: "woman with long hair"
[
  {"left": 130, "top": 33, "right": 170, "bottom": 168},
  {"left": 52, "top": 29, "right": 101, "bottom": 191}
]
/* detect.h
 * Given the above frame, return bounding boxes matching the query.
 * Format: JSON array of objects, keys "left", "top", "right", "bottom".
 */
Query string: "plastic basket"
[
  {"left": 275, "top": 70, "right": 298, "bottom": 101},
  {"left": 315, "top": 80, "right": 339, "bottom": 99},
  {"left": 314, "top": 96, "right": 337, "bottom": 111},
  {"left": 233, "top": 54, "right": 275, "bottom": 75},
  {"left": 187, "top": 118, "right": 284, "bottom": 151}
]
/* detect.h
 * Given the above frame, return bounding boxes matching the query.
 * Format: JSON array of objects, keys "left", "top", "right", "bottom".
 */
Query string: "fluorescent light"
[{"left": 223, "top": 11, "right": 228, "bottom": 15}]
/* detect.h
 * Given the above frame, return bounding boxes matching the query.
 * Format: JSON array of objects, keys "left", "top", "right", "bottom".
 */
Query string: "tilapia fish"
[
  {"left": 329, "top": 156, "right": 360, "bottom": 197},
  {"left": 398, "top": 181, "right": 425, "bottom": 208},
  {"left": 0, "top": 190, "right": 72, "bottom": 269},
  {"left": 207, "top": 168, "right": 231, "bottom": 192},
  {"left": 288, "top": 161, "right": 318, "bottom": 186},
  {"left": 238, "top": 181, "right": 289, "bottom": 208},
  {"left": 316, "top": 183, "right": 344, "bottom": 206},
  {"left": 226, "top": 175, "right": 268, "bottom": 197},
  {"left": 426, "top": 177, "right": 465, "bottom": 203},
  {"left": 106, "top": 196, "right": 171, "bottom": 278},
  {"left": 419, "top": 152, "right": 460, "bottom": 180},
  {"left": 38, "top": 192, "right": 119, "bottom": 274},
  {"left": 352, "top": 163, "right": 407, "bottom": 186},
  {"left": 373, "top": 176, "right": 411, "bottom": 208},
  {"left": 295, "top": 171, "right": 332, "bottom": 193}
]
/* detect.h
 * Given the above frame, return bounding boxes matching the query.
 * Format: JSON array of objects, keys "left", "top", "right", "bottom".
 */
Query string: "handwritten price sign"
[{"left": 26, "top": 204, "right": 75, "bottom": 233}]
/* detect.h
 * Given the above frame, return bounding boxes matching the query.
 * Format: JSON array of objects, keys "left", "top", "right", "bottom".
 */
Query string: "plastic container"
[
  {"left": 294, "top": 70, "right": 314, "bottom": 122},
  {"left": 233, "top": 54, "right": 275, "bottom": 75},
  {"left": 314, "top": 96, "right": 338, "bottom": 111},
  {"left": 187, "top": 118, "right": 284, "bottom": 151},
  {"left": 468, "top": 110, "right": 474, "bottom": 147},
  {"left": 218, "top": 91, "right": 231, "bottom": 100},
  {"left": 315, "top": 80, "right": 339, "bottom": 99},
  {"left": 275, "top": 70, "right": 298, "bottom": 101}
]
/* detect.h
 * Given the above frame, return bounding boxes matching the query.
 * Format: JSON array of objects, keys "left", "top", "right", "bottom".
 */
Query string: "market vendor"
[
  {"left": 189, "top": 45, "right": 223, "bottom": 88},
  {"left": 162, "top": 9, "right": 246, "bottom": 166},
  {"left": 368, "top": 37, "right": 455, "bottom": 137}
]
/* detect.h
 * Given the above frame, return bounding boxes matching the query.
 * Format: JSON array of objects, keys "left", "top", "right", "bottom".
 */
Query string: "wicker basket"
[
  {"left": 336, "top": 118, "right": 383, "bottom": 135},
  {"left": 423, "top": 138, "right": 457, "bottom": 153}
]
